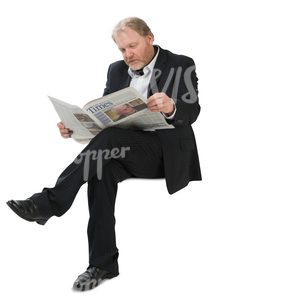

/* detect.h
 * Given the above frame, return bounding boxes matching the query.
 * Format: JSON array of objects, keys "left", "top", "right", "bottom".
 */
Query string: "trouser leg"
[
  {"left": 29, "top": 128, "right": 165, "bottom": 272},
  {"left": 86, "top": 143, "right": 165, "bottom": 274},
  {"left": 86, "top": 160, "right": 130, "bottom": 274},
  {"left": 30, "top": 127, "right": 164, "bottom": 219}
]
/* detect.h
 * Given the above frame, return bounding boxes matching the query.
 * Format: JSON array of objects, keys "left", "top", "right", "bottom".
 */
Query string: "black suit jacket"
[{"left": 103, "top": 47, "right": 202, "bottom": 194}]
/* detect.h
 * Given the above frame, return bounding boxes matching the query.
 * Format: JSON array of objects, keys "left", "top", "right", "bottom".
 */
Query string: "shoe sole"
[{"left": 6, "top": 201, "right": 47, "bottom": 225}]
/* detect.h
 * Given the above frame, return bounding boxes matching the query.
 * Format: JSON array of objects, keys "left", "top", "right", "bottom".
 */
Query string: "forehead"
[{"left": 115, "top": 26, "right": 144, "bottom": 48}]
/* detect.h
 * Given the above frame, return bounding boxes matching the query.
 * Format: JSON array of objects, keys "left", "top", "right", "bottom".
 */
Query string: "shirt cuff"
[{"left": 163, "top": 99, "right": 177, "bottom": 119}]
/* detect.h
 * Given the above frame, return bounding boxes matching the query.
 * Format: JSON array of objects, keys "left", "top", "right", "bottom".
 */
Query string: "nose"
[{"left": 124, "top": 49, "right": 133, "bottom": 59}]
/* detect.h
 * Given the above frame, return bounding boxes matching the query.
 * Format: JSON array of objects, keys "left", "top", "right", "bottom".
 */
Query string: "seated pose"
[{"left": 7, "top": 17, "right": 202, "bottom": 291}]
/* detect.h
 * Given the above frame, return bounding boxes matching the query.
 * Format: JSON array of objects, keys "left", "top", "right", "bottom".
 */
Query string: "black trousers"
[{"left": 30, "top": 127, "right": 165, "bottom": 274}]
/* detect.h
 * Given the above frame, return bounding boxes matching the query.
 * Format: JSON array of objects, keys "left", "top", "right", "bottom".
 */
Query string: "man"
[{"left": 7, "top": 17, "right": 201, "bottom": 291}]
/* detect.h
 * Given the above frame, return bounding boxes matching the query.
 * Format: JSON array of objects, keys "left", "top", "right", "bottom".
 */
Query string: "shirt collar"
[{"left": 128, "top": 45, "right": 160, "bottom": 78}]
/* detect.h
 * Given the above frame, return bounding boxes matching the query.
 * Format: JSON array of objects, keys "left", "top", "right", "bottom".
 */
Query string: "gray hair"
[{"left": 112, "top": 17, "right": 154, "bottom": 42}]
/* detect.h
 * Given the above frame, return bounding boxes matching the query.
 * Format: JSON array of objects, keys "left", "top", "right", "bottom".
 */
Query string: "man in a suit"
[{"left": 7, "top": 17, "right": 201, "bottom": 291}]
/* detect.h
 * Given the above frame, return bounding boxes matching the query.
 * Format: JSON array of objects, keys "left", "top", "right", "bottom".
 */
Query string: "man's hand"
[
  {"left": 147, "top": 93, "right": 175, "bottom": 116},
  {"left": 57, "top": 122, "right": 73, "bottom": 139}
]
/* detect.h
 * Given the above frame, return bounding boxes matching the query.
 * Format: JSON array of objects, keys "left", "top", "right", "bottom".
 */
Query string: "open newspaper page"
[
  {"left": 82, "top": 87, "right": 174, "bottom": 131},
  {"left": 49, "top": 97, "right": 103, "bottom": 144},
  {"left": 49, "top": 87, "right": 174, "bottom": 144}
]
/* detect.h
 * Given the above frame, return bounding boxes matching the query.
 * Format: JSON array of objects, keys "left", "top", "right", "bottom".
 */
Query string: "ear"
[{"left": 147, "top": 34, "right": 154, "bottom": 45}]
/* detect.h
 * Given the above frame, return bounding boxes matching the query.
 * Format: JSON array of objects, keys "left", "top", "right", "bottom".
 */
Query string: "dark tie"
[{"left": 132, "top": 68, "right": 144, "bottom": 76}]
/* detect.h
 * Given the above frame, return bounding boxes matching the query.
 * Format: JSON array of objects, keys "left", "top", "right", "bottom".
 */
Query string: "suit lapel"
[
  {"left": 119, "top": 69, "right": 131, "bottom": 90},
  {"left": 148, "top": 47, "right": 168, "bottom": 97}
]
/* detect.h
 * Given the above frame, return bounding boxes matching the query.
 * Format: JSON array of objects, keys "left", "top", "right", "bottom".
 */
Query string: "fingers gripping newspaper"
[{"left": 49, "top": 87, "right": 174, "bottom": 144}]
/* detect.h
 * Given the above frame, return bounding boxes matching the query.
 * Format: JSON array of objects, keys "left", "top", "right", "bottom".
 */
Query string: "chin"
[{"left": 130, "top": 63, "right": 144, "bottom": 70}]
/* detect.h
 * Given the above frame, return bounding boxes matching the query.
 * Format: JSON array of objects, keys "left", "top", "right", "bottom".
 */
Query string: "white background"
[{"left": 1, "top": 0, "right": 300, "bottom": 299}]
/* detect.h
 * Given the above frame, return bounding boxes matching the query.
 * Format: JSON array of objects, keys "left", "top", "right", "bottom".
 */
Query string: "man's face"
[{"left": 115, "top": 26, "right": 154, "bottom": 70}]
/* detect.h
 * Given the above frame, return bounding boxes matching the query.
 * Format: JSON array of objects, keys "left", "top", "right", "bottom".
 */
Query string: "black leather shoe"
[
  {"left": 6, "top": 199, "right": 48, "bottom": 225},
  {"left": 73, "top": 266, "right": 118, "bottom": 291}
]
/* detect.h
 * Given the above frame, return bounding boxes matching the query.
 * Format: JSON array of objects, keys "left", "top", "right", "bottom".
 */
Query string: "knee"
[
  {"left": 104, "top": 127, "right": 125, "bottom": 144},
  {"left": 103, "top": 127, "right": 124, "bottom": 136},
  {"left": 92, "top": 127, "right": 125, "bottom": 149}
]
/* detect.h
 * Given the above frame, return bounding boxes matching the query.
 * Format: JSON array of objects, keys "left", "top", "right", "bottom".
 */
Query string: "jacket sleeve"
[{"left": 167, "top": 57, "right": 200, "bottom": 126}]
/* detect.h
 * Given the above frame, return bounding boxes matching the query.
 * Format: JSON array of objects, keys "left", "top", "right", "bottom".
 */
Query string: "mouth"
[{"left": 128, "top": 59, "right": 138, "bottom": 65}]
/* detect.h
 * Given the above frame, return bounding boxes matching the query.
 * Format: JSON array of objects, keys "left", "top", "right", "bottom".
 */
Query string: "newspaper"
[{"left": 49, "top": 87, "right": 174, "bottom": 144}]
